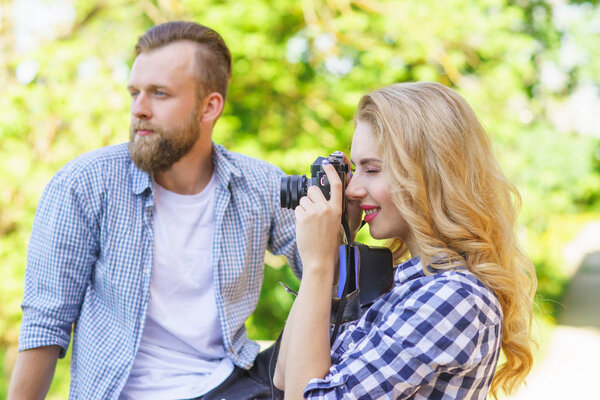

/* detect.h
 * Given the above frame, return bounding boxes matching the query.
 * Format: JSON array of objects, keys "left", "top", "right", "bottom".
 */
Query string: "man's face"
[{"left": 127, "top": 41, "right": 202, "bottom": 173}]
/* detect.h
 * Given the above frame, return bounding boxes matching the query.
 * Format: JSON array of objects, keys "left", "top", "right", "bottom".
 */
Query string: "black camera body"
[{"left": 280, "top": 152, "right": 349, "bottom": 213}]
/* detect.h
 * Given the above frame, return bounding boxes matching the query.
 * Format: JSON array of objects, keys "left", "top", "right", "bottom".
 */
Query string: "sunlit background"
[{"left": 1, "top": 0, "right": 599, "bottom": 398}]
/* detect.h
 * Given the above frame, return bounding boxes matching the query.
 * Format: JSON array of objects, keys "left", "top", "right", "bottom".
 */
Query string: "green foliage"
[{"left": 2, "top": 0, "right": 600, "bottom": 395}]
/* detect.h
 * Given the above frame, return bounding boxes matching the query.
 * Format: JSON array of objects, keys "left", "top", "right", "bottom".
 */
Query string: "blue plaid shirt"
[
  {"left": 19, "top": 142, "right": 301, "bottom": 399},
  {"left": 305, "top": 257, "right": 502, "bottom": 399}
]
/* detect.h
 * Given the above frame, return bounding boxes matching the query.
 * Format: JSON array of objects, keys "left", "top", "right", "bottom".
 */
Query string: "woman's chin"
[{"left": 368, "top": 227, "right": 387, "bottom": 240}]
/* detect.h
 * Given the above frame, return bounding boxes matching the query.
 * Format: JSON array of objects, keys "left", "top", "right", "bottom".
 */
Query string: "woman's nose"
[{"left": 345, "top": 175, "right": 366, "bottom": 199}]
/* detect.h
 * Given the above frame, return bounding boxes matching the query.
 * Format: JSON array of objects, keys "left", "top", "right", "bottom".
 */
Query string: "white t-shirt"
[{"left": 120, "top": 174, "right": 234, "bottom": 400}]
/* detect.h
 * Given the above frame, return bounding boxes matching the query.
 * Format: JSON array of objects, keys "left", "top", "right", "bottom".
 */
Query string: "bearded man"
[{"left": 9, "top": 21, "right": 301, "bottom": 400}]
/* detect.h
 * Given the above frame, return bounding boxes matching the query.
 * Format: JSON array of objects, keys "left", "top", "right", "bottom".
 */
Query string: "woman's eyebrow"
[{"left": 352, "top": 157, "right": 382, "bottom": 166}]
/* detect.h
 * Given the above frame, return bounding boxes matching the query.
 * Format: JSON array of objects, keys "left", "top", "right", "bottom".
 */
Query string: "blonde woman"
[{"left": 274, "top": 82, "right": 536, "bottom": 399}]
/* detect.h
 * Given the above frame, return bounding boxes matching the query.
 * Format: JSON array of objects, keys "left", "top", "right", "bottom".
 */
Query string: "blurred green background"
[{"left": 1, "top": 0, "right": 600, "bottom": 397}]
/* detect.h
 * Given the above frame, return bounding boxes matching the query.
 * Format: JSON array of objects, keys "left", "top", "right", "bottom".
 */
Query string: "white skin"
[
  {"left": 274, "top": 120, "right": 419, "bottom": 399},
  {"left": 8, "top": 41, "right": 224, "bottom": 400},
  {"left": 346, "top": 120, "right": 418, "bottom": 252},
  {"left": 128, "top": 40, "right": 224, "bottom": 194}
]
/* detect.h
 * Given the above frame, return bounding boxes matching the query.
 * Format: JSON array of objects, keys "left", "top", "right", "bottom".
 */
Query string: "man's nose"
[{"left": 131, "top": 92, "right": 152, "bottom": 119}]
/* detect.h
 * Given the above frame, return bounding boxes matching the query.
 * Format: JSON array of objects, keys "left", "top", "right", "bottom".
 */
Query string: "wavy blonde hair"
[{"left": 356, "top": 82, "right": 536, "bottom": 398}]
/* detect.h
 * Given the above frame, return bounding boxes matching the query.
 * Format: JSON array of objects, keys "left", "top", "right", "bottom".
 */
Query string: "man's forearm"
[{"left": 8, "top": 346, "right": 60, "bottom": 400}]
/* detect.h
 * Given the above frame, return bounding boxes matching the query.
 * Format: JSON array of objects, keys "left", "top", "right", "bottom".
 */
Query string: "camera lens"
[{"left": 280, "top": 175, "right": 308, "bottom": 209}]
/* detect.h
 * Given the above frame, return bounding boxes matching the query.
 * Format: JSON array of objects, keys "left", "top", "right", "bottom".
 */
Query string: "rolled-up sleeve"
[{"left": 19, "top": 167, "right": 99, "bottom": 357}]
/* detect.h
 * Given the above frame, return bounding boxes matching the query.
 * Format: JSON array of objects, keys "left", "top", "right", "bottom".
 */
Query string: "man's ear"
[{"left": 200, "top": 92, "right": 224, "bottom": 123}]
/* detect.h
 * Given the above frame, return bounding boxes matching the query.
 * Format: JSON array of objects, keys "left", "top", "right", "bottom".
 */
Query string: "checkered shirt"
[
  {"left": 304, "top": 257, "right": 502, "bottom": 399},
  {"left": 19, "top": 142, "right": 301, "bottom": 399}
]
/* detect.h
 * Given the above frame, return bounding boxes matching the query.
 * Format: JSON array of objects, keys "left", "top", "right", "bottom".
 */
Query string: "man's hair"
[{"left": 135, "top": 21, "right": 232, "bottom": 100}]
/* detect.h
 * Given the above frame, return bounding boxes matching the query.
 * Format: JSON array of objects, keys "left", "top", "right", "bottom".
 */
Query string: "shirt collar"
[
  {"left": 211, "top": 142, "right": 242, "bottom": 188},
  {"left": 394, "top": 256, "right": 424, "bottom": 285},
  {"left": 130, "top": 159, "right": 152, "bottom": 196},
  {"left": 129, "top": 142, "right": 242, "bottom": 196},
  {"left": 394, "top": 255, "right": 469, "bottom": 285}
]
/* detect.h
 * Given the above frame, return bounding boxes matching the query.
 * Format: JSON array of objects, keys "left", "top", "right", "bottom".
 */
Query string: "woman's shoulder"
[{"left": 382, "top": 259, "right": 503, "bottom": 329}]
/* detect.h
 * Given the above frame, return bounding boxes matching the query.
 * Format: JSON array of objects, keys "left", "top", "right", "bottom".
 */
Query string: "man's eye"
[{"left": 155, "top": 90, "right": 166, "bottom": 96}]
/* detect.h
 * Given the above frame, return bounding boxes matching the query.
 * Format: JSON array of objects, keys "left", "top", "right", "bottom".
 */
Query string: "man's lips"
[
  {"left": 136, "top": 129, "right": 154, "bottom": 136},
  {"left": 360, "top": 205, "right": 381, "bottom": 223}
]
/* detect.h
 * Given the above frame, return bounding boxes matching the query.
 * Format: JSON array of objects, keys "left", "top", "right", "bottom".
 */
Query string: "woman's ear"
[{"left": 200, "top": 92, "right": 224, "bottom": 123}]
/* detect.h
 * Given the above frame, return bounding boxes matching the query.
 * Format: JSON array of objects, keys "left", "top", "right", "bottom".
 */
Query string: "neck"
[
  {"left": 404, "top": 235, "right": 421, "bottom": 259},
  {"left": 154, "top": 137, "right": 214, "bottom": 195}
]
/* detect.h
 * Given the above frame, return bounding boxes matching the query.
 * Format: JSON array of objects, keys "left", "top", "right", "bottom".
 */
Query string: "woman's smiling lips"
[{"left": 361, "top": 205, "right": 381, "bottom": 222}]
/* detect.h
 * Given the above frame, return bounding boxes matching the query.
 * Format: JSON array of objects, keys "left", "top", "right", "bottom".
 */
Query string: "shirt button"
[
  {"left": 348, "top": 342, "right": 356, "bottom": 350},
  {"left": 348, "top": 325, "right": 356, "bottom": 332},
  {"left": 332, "top": 374, "right": 341, "bottom": 383}
]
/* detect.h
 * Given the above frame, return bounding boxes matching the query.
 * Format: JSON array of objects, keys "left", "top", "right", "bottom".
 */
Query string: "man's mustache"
[{"left": 131, "top": 120, "right": 159, "bottom": 132}]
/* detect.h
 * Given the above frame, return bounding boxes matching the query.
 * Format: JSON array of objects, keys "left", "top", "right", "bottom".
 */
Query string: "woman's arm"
[
  {"left": 273, "top": 267, "right": 333, "bottom": 397},
  {"left": 274, "top": 162, "right": 343, "bottom": 399}
]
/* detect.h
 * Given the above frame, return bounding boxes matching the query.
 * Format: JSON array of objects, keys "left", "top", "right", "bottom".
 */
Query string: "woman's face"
[{"left": 346, "top": 120, "right": 411, "bottom": 242}]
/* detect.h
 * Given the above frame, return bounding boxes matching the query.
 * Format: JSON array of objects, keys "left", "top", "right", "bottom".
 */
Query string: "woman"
[{"left": 273, "top": 82, "right": 536, "bottom": 399}]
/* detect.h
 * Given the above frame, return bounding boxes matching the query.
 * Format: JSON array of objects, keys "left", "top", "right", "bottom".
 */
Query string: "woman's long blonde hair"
[{"left": 356, "top": 82, "right": 536, "bottom": 398}]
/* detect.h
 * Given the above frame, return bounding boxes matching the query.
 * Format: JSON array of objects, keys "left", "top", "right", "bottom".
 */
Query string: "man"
[{"left": 8, "top": 21, "right": 301, "bottom": 399}]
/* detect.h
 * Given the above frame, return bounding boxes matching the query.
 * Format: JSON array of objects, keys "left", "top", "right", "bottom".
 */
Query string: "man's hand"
[{"left": 8, "top": 346, "right": 60, "bottom": 400}]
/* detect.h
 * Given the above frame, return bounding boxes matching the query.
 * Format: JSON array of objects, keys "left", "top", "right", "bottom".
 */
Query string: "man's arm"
[
  {"left": 8, "top": 346, "right": 61, "bottom": 400},
  {"left": 268, "top": 168, "right": 303, "bottom": 277},
  {"left": 16, "top": 163, "right": 99, "bottom": 397}
]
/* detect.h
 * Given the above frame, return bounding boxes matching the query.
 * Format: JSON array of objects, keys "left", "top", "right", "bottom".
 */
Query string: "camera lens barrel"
[
  {"left": 280, "top": 175, "right": 308, "bottom": 209},
  {"left": 280, "top": 152, "right": 348, "bottom": 210}
]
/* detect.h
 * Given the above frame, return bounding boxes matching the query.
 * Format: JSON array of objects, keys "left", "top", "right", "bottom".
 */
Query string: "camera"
[
  {"left": 278, "top": 152, "right": 394, "bottom": 339},
  {"left": 280, "top": 152, "right": 349, "bottom": 211}
]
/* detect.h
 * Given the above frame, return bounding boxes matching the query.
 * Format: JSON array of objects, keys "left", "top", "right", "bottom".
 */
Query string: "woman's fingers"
[
  {"left": 322, "top": 163, "right": 343, "bottom": 207},
  {"left": 295, "top": 161, "right": 344, "bottom": 223}
]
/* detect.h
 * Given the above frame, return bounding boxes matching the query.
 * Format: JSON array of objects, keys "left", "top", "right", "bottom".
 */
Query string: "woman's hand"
[
  {"left": 277, "top": 161, "right": 341, "bottom": 398},
  {"left": 295, "top": 161, "right": 343, "bottom": 275}
]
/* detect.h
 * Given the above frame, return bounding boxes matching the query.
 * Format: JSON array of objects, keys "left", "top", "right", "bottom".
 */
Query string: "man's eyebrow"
[{"left": 126, "top": 84, "right": 169, "bottom": 91}]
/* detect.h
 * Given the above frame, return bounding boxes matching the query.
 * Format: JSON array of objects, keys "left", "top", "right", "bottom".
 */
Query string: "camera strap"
[{"left": 329, "top": 215, "right": 353, "bottom": 345}]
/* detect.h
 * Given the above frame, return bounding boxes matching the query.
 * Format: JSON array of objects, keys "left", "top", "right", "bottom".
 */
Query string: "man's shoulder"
[
  {"left": 51, "top": 143, "right": 136, "bottom": 193},
  {"left": 70, "top": 142, "right": 130, "bottom": 167},
  {"left": 59, "top": 143, "right": 131, "bottom": 176},
  {"left": 214, "top": 144, "right": 285, "bottom": 179}
]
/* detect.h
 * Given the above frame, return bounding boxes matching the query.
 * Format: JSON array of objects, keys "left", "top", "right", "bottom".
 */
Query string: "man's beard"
[{"left": 128, "top": 110, "right": 200, "bottom": 174}]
